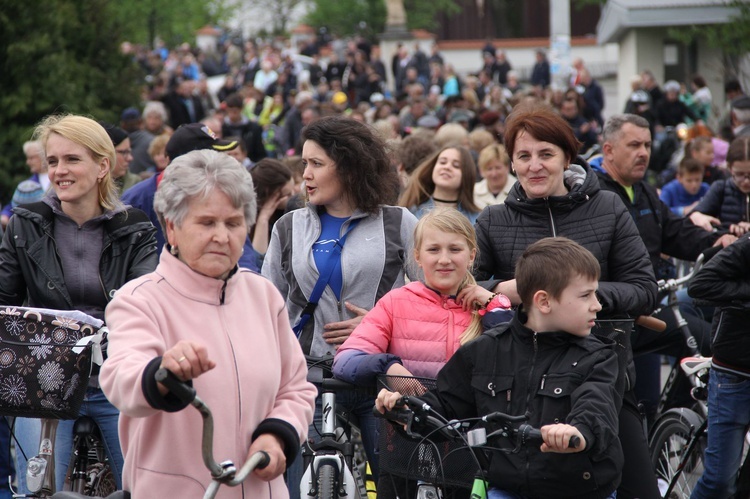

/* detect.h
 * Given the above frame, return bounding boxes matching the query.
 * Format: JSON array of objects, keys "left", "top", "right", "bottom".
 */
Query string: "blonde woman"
[
  {"left": 0, "top": 114, "right": 158, "bottom": 493},
  {"left": 474, "top": 143, "right": 516, "bottom": 208}
]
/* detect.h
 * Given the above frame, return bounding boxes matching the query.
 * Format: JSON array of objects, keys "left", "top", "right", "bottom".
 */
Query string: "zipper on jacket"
[
  {"left": 220, "top": 279, "right": 228, "bottom": 305},
  {"left": 98, "top": 239, "right": 112, "bottom": 302},
  {"left": 524, "top": 332, "right": 540, "bottom": 493},
  {"left": 745, "top": 193, "right": 749, "bottom": 222},
  {"left": 545, "top": 200, "right": 557, "bottom": 237},
  {"left": 445, "top": 295, "right": 455, "bottom": 361}
]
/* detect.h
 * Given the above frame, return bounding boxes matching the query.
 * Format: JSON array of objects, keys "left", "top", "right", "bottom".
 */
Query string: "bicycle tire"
[
  {"left": 318, "top": 462, "right": 338, "bottom": 499},
  {"left": 649, "top": 408, "right": 706, "bottom": 499}
]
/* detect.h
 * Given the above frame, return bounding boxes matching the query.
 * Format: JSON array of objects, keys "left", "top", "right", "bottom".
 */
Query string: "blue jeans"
[
  {"left": 286, "top": 388, "right": 378, "bottom": 498},
  {"left": 691, "top": 370, "right": 750, "bottom": 498},
  {"left": 488, "top": 488, "right": 616, "bottom": 499},
  {"left": 14, "top": 387, "right": 123, "bottom": 493},
  {"left": 0, "top": 418, "right": 12, "bottom": 497}
]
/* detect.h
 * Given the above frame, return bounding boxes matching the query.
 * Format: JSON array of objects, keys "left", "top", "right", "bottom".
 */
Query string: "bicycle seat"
[
  {"left": 680, "top": 356, "right": 712, "bottom": 376},
  {"left": 52, "top": 491, "right": 129, "bottom": 499}
]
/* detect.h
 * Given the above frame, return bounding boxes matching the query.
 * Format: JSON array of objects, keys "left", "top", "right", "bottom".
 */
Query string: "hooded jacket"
[
  {"left": 421, "top": 316, "right": 623, "bottom": 499},
  {"left": 475, "top": 163, "right": 656, "bottom": 319}
]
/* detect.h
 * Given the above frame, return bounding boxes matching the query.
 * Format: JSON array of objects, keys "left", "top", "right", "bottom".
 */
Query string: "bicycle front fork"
[{"left": 26, "top": 418, "right": 58, "bottom": 496}]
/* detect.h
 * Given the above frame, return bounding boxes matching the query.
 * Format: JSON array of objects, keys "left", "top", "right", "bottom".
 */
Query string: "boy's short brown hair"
[
  {"left": 516, "top": 237, "right": 601, "bottom": 306},
  {"left": 678, "top": 157, "right": 705, "bottom": 177}
]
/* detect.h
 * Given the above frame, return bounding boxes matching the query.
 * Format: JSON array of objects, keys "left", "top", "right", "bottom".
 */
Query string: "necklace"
[{"left": 432, "top": 196, "right": 459, "bottom": 204}]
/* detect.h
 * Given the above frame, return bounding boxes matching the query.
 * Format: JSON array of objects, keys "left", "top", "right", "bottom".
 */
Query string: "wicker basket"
[{"left": 377, "top": 375, "right": 476, "bottom": 489}]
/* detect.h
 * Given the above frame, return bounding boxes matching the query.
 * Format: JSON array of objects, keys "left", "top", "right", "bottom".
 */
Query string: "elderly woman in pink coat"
[{"left": 100, "top": 150, "right": 315, "bottom": 498}]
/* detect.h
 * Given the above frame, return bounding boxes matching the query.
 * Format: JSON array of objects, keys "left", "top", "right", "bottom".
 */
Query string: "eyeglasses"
[
  {"left": 115, "top": 149, "right": 132, "bottom": 156},
  {"left": 732, "top": 172, "right": 750, "bottom": 181}
]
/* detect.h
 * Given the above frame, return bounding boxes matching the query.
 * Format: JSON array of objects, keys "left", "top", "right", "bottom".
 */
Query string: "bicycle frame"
[
  {"left": 16, "top": 418, "right": 60, "bottom": 498},
  {"left": 652, "top": 253, "right": 711, "bottom": 420},
  {"left": 300, "top": 378, "right": 360, "bottom": 499}
]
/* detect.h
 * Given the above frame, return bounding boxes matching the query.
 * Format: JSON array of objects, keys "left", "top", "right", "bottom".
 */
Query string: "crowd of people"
[{"left": 1, "top": 33, "right": 750, "bottom": 499}]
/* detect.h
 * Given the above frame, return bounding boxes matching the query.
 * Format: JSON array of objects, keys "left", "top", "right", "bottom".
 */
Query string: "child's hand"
[
  {"left": 540, "top": 424, "right": 586, "bottom": 453},
  {"left": 457, "top": 285, "right": 494, "bottom": 311},
  {"left": 375, "top": 388, "right": 403, "bottom": 414}
]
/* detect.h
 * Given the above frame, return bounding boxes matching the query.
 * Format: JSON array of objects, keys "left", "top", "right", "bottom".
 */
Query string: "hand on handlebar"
[
  {"left": 540, "top": 424, "right": 585, "bottom": 453},
  {"left": 248, "top": 433, "right": 285, "bottom": 482},
  {"left": 689, "top": 212, "right": 720, "bottom": 232},
  {"left": 158, "top": 340, "right": 216, "bottom": 395},
  {"left": 375, "top": 388, "right": 404, "bottom": 414}
]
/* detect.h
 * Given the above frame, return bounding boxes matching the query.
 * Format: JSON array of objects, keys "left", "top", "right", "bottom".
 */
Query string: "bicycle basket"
[
  {"left": 0, "top": 307, "right": 102, "bottom": 419},
  {"left": 377, "top": 375, "right": 476, "bottom": 489}
]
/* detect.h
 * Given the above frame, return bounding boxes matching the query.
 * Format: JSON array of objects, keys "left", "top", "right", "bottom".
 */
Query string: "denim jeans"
[
  {"left": 14, "top": 387, "right": 123, "bottom": 493},
  {"left": 0, "top": 418, "right": 12, "bottom": 497},
  {"left": 691, "top": 370, "right": 750, "bottom": 499},
  {"left": 488, "top": 487, "right": 616, "bottom": 499},
  {"left": 286, "top": 388, "right": 378, "bottom": 498}
]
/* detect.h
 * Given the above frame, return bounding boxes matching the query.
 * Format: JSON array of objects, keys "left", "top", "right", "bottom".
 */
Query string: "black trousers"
[{"left": 617, "top": 390, "right": 661, "bottom": 499}]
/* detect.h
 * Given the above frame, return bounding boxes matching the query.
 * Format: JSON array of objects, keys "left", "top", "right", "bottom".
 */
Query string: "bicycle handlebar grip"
[
  {"left": 635, "top": 315, "right": 667, "bottom": 332},
  {"left": 569, "top": 435, "right": 581, "bottom": 449},
  {"left": 155, "top": 368, "right": 197, "bottom": 404},
  {"left": 256, "top": 450, "right": 271, "bottom": 470},
  {"left": 519, "top": 425, "right": 581, "bottom": 449}
]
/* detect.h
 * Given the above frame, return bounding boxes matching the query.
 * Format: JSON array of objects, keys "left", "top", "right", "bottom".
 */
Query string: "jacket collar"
[
  {"left": 505, "top": 161, "right": 598, "bottom": 215},
  {"left": 155, "top": 247, "right": 238, "bottom": 305}
]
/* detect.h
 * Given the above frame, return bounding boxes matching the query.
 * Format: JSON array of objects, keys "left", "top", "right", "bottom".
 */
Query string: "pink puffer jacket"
[{"left": 333, "top": 281, "right": 473, "bottom": 382}]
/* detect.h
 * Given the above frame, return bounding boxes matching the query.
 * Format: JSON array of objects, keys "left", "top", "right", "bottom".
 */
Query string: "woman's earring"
[{"left": 170, "top": 245, "right": 178, "bottom": 256}]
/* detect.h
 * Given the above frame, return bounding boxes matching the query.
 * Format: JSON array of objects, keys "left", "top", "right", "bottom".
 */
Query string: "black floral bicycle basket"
[{"left": 0, "top": 307, "right": 103, "bottom": 419}]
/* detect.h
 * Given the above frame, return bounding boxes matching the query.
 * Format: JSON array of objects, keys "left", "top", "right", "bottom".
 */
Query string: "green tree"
[
  {"left": 304, "top": 0, "right": 460, "bottom": 39},
  {"left": 109, "top": 0, "right": 230, "bottom": 48},
  {"left": 665, "top": 0, "right": 750, "bottom": 79},
  {"left": 0, "top": 0, "right": 142, "bottom": 203}
]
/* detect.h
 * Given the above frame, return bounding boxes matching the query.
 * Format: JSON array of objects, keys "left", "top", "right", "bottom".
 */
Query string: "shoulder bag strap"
[{"left": 293, "top": 218, "right": 361, "bottom": 337}]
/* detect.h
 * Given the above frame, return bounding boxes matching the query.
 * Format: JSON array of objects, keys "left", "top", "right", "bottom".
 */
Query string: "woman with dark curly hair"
[{"left": 261, "top": 115, "right": 418, "bottom": 495}]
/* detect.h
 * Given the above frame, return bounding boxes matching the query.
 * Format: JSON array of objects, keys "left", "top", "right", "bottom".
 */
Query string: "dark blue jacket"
[{"left": 692, "top": 178, "right": 750, "bottom": 226}]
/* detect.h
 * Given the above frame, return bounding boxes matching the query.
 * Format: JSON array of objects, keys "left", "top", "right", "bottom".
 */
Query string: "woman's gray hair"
[
  {"left": 143, "top": 101, "right": 168, "bottom": 121},
  {"left": 154, "top": 150, "right": 256, "bottom": 232}
]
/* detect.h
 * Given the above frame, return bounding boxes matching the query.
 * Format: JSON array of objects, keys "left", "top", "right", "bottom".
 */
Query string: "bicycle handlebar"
[
  {"left": 155, "top": 367, "right": 197, "bottom": 405},
  {"left": 154, "top": 368, "right": 270, "bottom": 498},
  {"left": 374, "top": 395, "right": 580, "bottom": 449},
  {"left": 657, "top": 249, "right": 716, "bottom": 294}
]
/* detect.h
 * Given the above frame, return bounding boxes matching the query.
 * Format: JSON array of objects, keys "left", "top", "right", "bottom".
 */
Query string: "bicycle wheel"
[
  {"left": 649, "top": 408, "right": 706, "bottom": 499},
  {"left": 317, "top": 462, "right": 339, "bottom": 499}
]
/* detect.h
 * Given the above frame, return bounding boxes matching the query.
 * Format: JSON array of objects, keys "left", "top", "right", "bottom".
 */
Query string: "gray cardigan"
[{"left": 262, "top": 204, "right": 418, "bottom": 357}]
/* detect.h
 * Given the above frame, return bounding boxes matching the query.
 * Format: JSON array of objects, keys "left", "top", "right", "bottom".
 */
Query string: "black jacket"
[
  {"left": 475, "top": 164, "right": 657, "bottom": 319},
  {"left": 422, "top": 317, "right": 623, "bottom": 499},
  {"left": 0, "top": 202, "right": 158, "bottom": 311},
  {"left": 693, "top": 178, "right": 750, "bottom": 226},
  {"left": 593, "top": 167, "right": 718, "bottom": 273},
  {"left": 688, "top": 234, "right": 750, "bottom": 373}
]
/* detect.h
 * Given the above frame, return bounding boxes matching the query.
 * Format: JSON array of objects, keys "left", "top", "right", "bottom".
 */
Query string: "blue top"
[
  {"left": 659, "top": 179, "right": 709, "bottom": 216},
  {"left": 409, "top": 198, "right": 479, "bottom": 224},
  {"left": 312, "top": 213, "right": 349, "bottom": 300}
]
